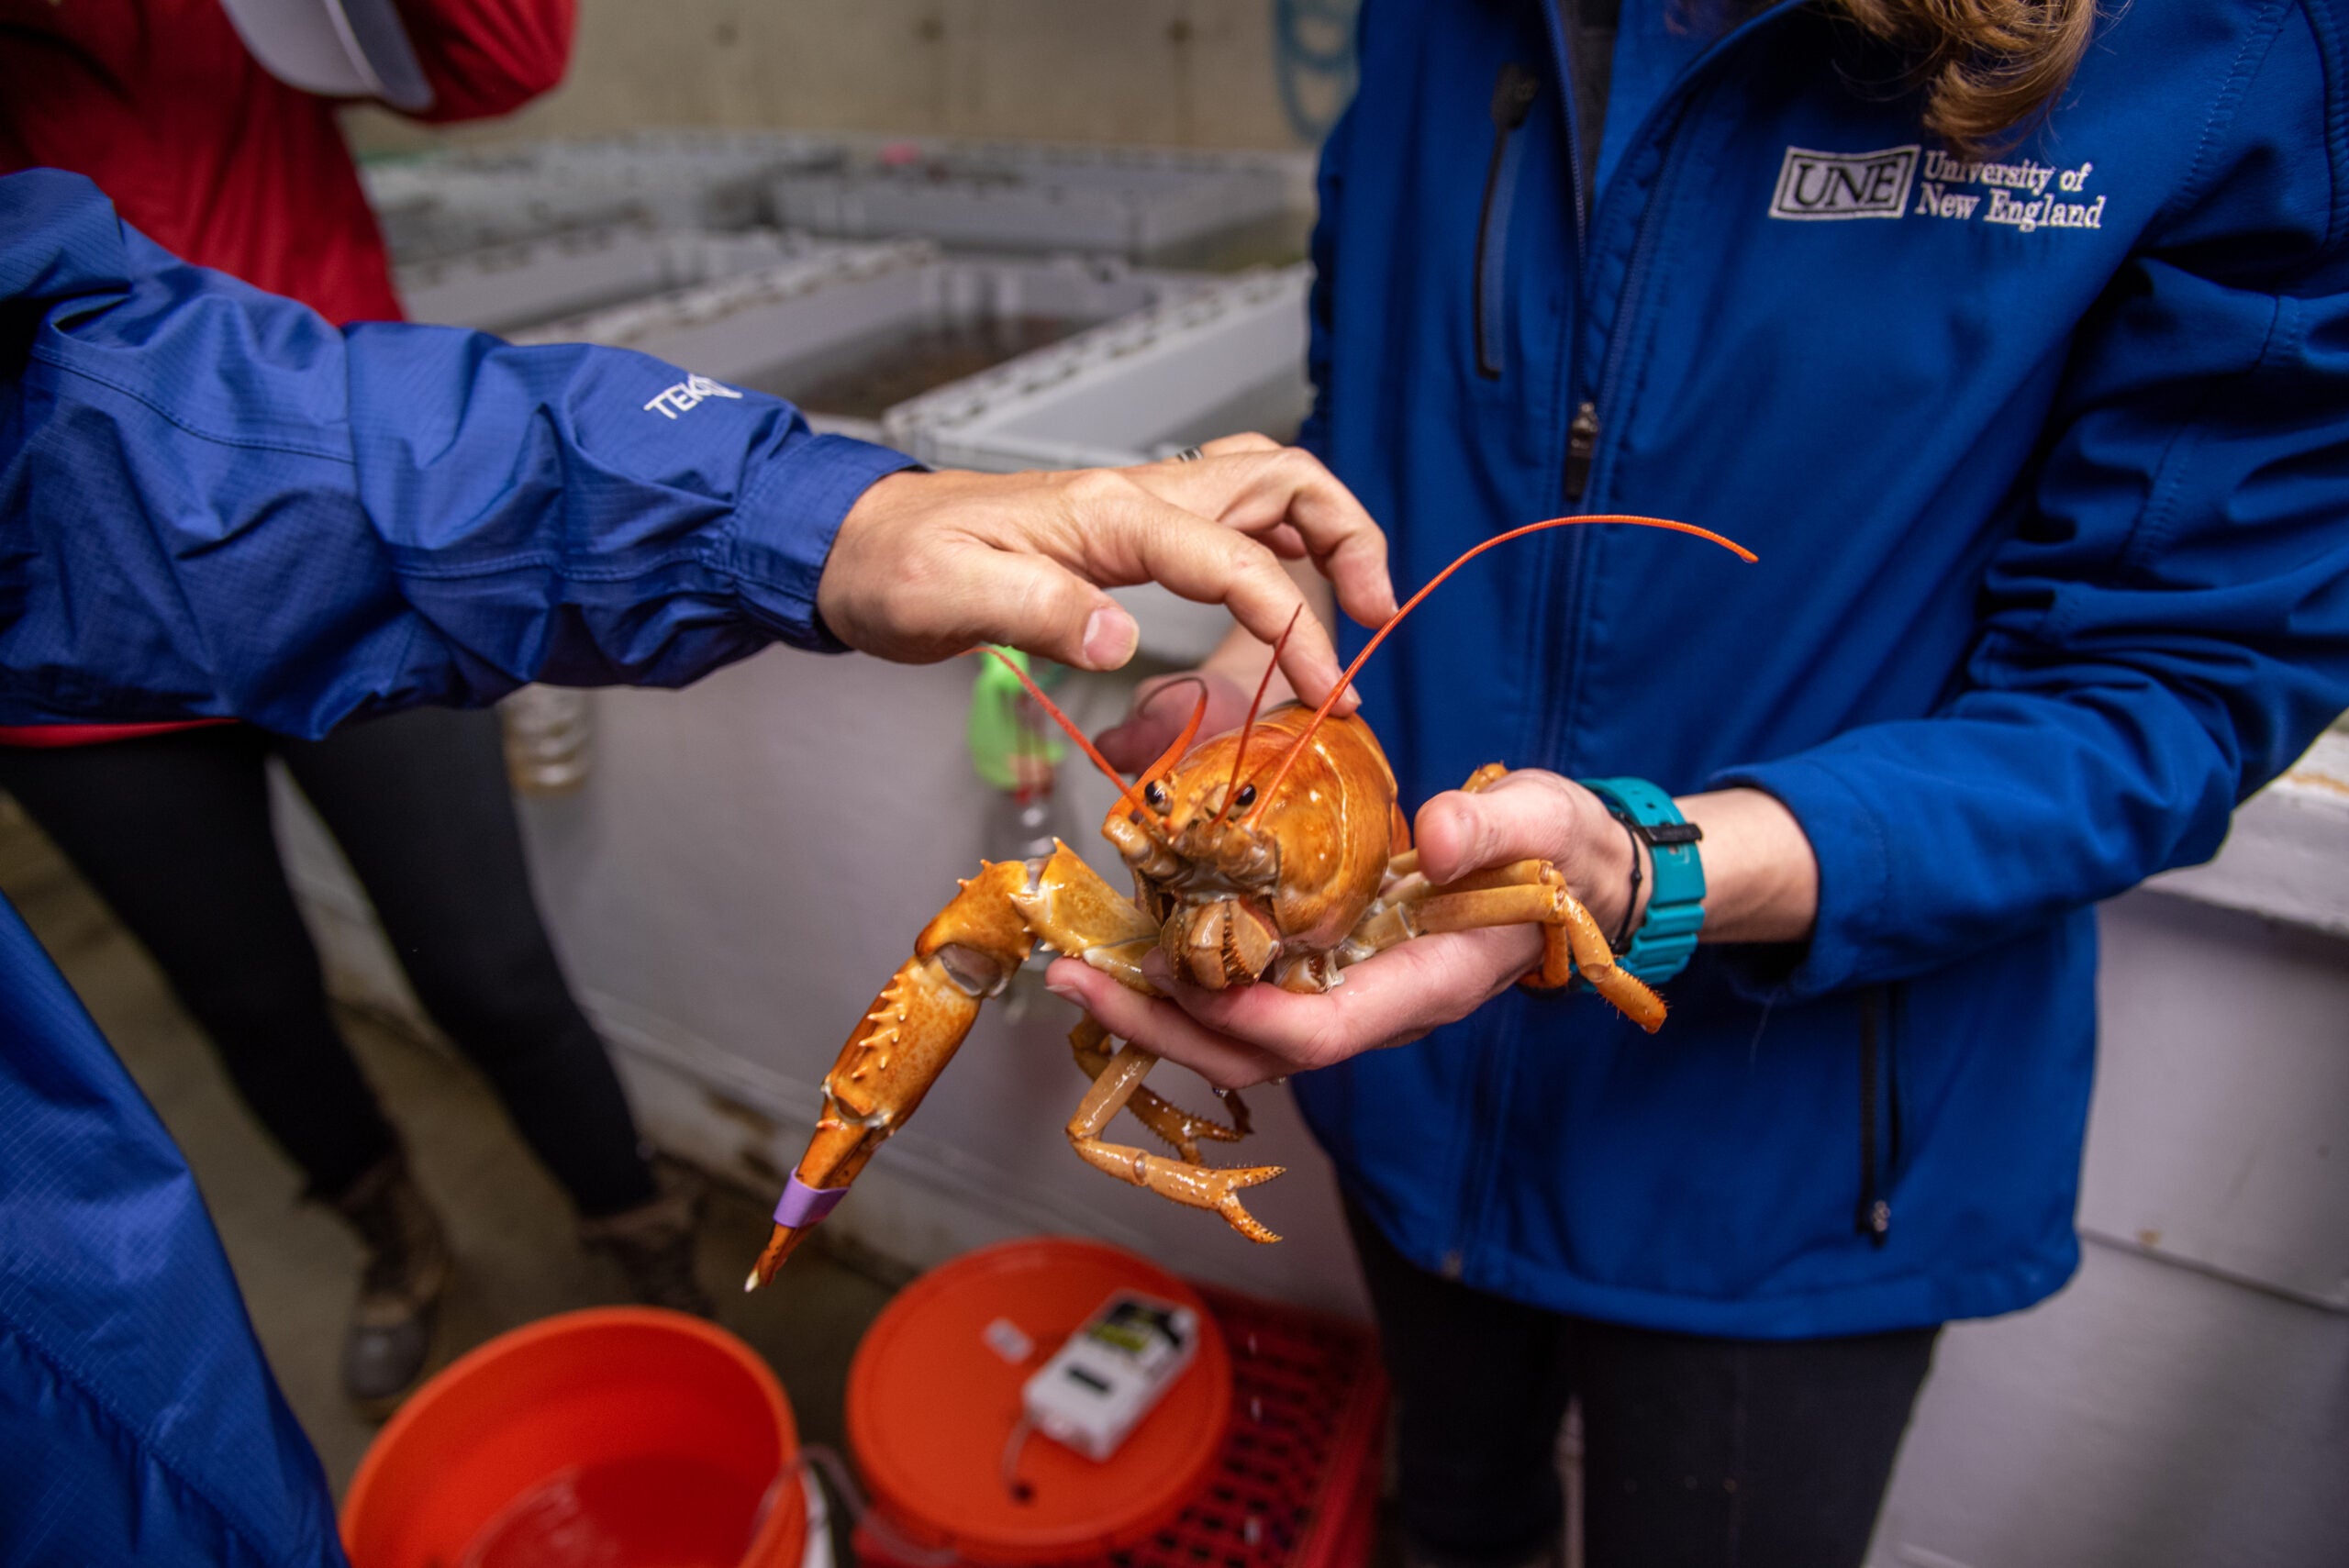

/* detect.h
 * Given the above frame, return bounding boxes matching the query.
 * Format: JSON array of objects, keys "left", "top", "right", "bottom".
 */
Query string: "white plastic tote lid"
[{"left": 217, "top": 0, "right": 433, "bottom": 111}]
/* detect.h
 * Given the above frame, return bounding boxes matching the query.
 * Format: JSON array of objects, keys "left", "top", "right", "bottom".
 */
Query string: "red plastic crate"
[{"left": 854, "top": 1283, "right": 1387, "bottom": 1568}]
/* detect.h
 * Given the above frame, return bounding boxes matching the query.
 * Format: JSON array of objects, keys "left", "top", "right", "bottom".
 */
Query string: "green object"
[
  {"left": 1577, "top": 777, "right": 1707, "bottom": 984},
  {"left": 968, "top": 648, "right": 1066, "bottom": 791}
]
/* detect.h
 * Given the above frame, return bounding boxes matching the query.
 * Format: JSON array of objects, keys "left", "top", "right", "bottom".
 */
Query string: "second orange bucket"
[
  {"left": 341, "top": 1307, "right": 805, "bottom": 1568},
  {"left": 848, "top": 1236, "right": 1231, "bottom": 1565}
]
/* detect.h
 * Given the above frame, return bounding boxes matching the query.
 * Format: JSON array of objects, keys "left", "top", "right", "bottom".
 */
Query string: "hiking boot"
[
  {"left": 580, "top": 1177, "right": 713, "bottom": 1318},
  {"left": 328, "top": 1151, "right": 451, "bottom": 1413}
]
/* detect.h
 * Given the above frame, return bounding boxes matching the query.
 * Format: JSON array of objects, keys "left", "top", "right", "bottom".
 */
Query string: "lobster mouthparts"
[{"left": 1162, "top": 895, "right": 1283, "bottom": 990}]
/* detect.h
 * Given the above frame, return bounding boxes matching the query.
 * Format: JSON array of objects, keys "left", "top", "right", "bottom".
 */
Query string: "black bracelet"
[{"left": 1606, "top": 807, "right": 1644, "bottom": 952}]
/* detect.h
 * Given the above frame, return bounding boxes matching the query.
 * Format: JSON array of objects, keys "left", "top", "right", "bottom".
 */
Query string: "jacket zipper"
[
  {"left": 1448, "top": 48, "right": 1564, "bottom": 1268},
  {"left": 1474, "top": 63, "right": 1542, "bottom": 380},
  {"left": 1539, "top": 129, "right": 1687, "bottom": 755},
  {"left": 1856, "top": 986, "right": 1895, "bottom": 1248},
  {"left": 1536, "top": 2, "right": 1798, "bottom": 764},
  {"left": 1564, "top": 400, "right": 1600, "bottom": 500},
  {"left": 1566, "top": 0, "right": 1797, "bottom": 506},
  {"left": 1456, "top": 0, "right": 1805, "bottom": 1277},
  {"left": 1566, "top": 104, "right": 1684, "bottom": 506},
  {"left": 1887, "top": 983, "right": 1905, "bottom": 1179}
]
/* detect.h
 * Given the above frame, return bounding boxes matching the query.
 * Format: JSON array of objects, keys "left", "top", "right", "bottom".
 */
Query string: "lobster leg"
[
  {"left": 1337, "top": 766, "right": 1668, "bottom": 1033},
  {"left": 1066, "top": 1040, "right": 1285, "bottom": 1243},
  {"left": 1008, "top": 840, "right": 1162, "bottom": 987},
  {"left": 1452, "top": 764, "right": 1667, "bottom": 1028},
  {"left": 1023, "top": 846, "right": 1281, "bottom": 1233},
  {"left": 1070, "top": 1015, "right": 1252, "bottom": 1162}
]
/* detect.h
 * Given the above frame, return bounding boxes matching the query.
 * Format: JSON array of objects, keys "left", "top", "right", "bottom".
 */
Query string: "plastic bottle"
[{"left": 501, "top": 684, "right": 592, "bottom": 794}]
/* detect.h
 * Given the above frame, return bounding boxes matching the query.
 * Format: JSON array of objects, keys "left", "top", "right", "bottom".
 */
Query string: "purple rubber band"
[{"left": 774, "top": 1174, "right": 849, "bottom": 1228}]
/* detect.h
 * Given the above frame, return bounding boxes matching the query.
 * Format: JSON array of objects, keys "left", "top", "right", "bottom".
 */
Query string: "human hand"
[
  {"left": 1095, "top": 668, "right": 1257, "bottom": 774},
  {"left": 816, "top": 435, "right": 1395, "bottom": 710},
  {"left": 1044, "top": 770, "right": 1637, "bottom": 1087},
  {"left": 1095, "top": 556, "right": 1337, "bottom": 772}
]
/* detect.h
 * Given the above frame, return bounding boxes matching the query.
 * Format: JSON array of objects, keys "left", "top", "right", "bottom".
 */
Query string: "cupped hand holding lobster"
[
  {"left": 1046, "top": 754, "right": 1637, "bottom": 1089},
  {"left": 1065, "top": 646, "right": 1825, "bottom": 1090}
]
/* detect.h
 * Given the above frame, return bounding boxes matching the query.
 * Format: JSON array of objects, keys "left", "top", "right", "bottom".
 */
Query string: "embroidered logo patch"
[
  {"left": 642, "top": 373, "right": 743, "bottom": 419},
  {"left": 1767, "top": 146, "right": 1920, "bottom": 220}
]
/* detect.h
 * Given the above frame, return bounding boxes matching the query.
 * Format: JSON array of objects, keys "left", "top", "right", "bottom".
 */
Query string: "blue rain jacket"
[
  {"left": 0, "top": 169, "right": 913, "bottom": 1562},
  {"left": 1294, "top": 0, "right": 2349, "bottom": 1337}
]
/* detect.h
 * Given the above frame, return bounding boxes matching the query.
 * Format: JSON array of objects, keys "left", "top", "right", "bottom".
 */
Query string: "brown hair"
[{"left": 1828, "top": 0, "right": 2101, "bottom": 152}]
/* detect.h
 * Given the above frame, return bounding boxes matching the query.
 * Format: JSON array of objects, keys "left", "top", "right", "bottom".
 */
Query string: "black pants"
[
  {"left": 1347, "top": 1202, "right": 1936, "bottom": 1568},
  {"left": 0, "top": 708, "right": 656, "bottom": 1218}
]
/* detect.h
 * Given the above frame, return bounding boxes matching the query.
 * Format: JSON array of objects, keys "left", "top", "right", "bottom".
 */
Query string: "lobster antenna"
[
  {"left": 1128, "top": 676, "right": 1216, "bottom": 795},
  {"left": 972, "top": 647, "right": 1144, "bottom": 808},
  {"left": 1242, "top": 515, "right": 1756, "bottom": 828},
  {"left": 1214, "top": 606, "right": 1302, "bottom": 826}
]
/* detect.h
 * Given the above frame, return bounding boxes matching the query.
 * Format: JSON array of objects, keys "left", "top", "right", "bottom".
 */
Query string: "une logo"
[{"left": 1768, "top": 146, "right": 1920, "bottom": 221}]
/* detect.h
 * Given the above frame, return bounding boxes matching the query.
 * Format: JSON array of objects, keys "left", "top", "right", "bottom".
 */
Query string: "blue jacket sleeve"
[
  {"left": 0, "top": 169, "right": 918, "bottom": 739},
  {"left": 1713, "top": 2, "right": 2349, "bottom": 998}
]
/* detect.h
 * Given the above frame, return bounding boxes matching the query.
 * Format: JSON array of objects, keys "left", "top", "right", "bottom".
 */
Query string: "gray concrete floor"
[{"left": 0, "top": 796, "right": 898, "bottom": 1498}]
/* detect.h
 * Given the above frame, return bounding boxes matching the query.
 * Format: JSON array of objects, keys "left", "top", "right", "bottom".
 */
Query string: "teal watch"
[{"left": 1577, "top": 777, "right": 1705, "bottom": 984}]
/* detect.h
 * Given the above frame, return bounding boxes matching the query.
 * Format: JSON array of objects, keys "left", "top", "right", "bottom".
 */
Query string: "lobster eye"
[
  {"left": 1143, "top": 780, "right": 1170, "bottom": 812},
  {"left": 1232, "top": 783, "right": 1258, "bottom": 811}
]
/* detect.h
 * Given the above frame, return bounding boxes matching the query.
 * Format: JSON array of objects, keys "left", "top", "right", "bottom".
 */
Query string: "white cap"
[{"left": 217, "top": 0, "right": 433, "bottom": 112}]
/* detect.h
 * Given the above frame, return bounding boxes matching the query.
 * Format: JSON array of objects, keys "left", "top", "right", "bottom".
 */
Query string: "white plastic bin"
[
  {"left": 363, "top": 129, "right": 843, "bottom": 261},
  {"left": 395, "top": 225, "right": 818, "bottom": 333},
  {"left": 885, "top": 265, "right": 1312, "bottom": 471},
  {"left": 512, "top": 242, "right": 1213, "bottom": 424},
  {"left": 880, "top": 267, "right": 1313, "bottom": 662},
  {"left": 768, "top": 139, "right": 1311, "bottom": 265},
  {"left": 363, "top": 131, "right": 1312, "bottom": 270}
]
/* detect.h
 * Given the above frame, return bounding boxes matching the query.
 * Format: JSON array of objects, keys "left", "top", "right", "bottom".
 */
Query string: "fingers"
[
  {"left": 1044, "top": 924, "right": 1541, "bottom": 1087},
  {"left": 1097, "top": 670, "right": 1254, "bottom": 773},
  {"left": 820, "top": 460, "right": 1387, "bottom": 707},
  {"left": 821, "top": 470, "right": 1144, "bottom": 668},
  {"left": 1165, "top": 926, "right": 1537, "bottom": 1066},
  {"left": 1413, "top": 772, "right": 1582, "bottom": 885},
  {"left": 949, "top": 546, "right": 1140, "bottom": 671},
  {"left": 1193, "top": 433, "right": 1286, "bottom": 457},
  {"left": 1053, "top": 472, "right": 1355, "bottom": 707},
  {"left": 1134, "top": 445, "right": 1397, "bottom": 632},
  {"left": 1045, "top": 959, "right": 1295, "bottom": 1089},
  {"left": 1097, "top": 700, "right": 1177, "bottom": 775}
]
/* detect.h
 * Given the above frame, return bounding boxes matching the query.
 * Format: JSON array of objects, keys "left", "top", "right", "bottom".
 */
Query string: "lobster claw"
[
  {"left": 747, "top": 861, "right": 1039, "bottom": 1292},
  {"left": 746, "top": 1111, "right": 887, "bottom": 1288}
]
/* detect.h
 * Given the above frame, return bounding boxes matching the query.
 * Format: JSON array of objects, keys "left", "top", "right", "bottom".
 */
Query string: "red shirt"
[{"left": 0, "top": 0, "right": 573, "bottom": 743}]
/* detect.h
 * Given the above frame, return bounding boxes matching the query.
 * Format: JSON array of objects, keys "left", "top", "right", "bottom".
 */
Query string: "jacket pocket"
[
  {"left": 1854, "top": 984, "right": 1904, "bottom": 1248},
  {"left": 1474, "top": 61, "right": 1542, "bottom": 380}
]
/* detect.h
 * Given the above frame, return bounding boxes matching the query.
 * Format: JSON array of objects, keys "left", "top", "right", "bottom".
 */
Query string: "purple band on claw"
[{"left": 774, "top": 1175, "right": 849, "bottom": 1228}]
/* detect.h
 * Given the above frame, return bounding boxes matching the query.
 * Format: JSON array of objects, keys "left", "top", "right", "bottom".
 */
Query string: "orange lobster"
[{"left": 746, "top": 515, "right": 1754, "bottom": 1290}]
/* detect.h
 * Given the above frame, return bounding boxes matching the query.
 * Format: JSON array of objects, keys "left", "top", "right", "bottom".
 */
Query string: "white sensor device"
[{"left": 1021, "top": 1292, "right": 1199, "bottom": 1462}]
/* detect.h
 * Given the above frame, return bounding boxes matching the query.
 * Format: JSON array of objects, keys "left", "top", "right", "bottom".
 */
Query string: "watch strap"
[{"left": 1578, "top": 777, "right": 1705, "bottom": 984}]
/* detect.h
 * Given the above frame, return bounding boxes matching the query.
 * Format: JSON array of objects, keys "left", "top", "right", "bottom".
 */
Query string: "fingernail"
[
  {"left": 1045, "top": 978, "right": 1081, "bottom": 1002},
  {"left": 1084, "top": 606, "right": 1138, "bottom": 668}
]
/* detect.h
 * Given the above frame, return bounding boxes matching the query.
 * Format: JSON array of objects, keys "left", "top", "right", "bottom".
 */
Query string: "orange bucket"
[
  {"left": 848, "top": 1237, "right": 1230, "bottom": 1564},
  {"left": 341, "top": 1307, "right": 805, "bottom": 1568}
]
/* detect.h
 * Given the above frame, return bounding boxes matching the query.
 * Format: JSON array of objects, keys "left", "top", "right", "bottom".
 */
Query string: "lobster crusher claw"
[{"left": 745, "top": 1175, "right": 849, "bottom": 1291}]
